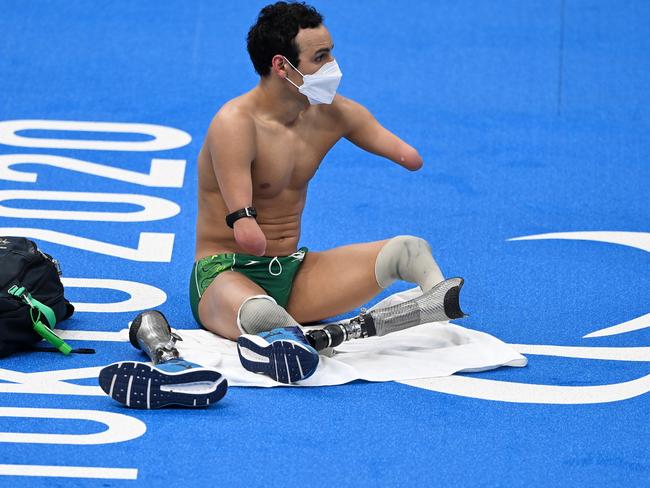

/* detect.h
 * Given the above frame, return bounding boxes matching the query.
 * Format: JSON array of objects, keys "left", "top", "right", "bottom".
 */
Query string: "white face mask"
[{"left": 283, "top": 57, "right": 342, "bottom": 105}]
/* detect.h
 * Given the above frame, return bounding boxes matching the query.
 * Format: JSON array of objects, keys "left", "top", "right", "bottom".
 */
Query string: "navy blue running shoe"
[
  {"left": 98, "top": 358, "right": 227, "bottom": 409},
  {"left": 237, "top": 326, "right": 319, "bottom": 384}
]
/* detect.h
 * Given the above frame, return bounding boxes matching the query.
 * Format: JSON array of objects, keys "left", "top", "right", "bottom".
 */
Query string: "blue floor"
[{"left": 0, "top": 0, "right": 649, "bottom": 486}]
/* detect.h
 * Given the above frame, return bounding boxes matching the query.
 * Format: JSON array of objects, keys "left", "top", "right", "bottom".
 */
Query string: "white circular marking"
[{"left": 401, "top": 231, "right": 650, "bottom": 404}]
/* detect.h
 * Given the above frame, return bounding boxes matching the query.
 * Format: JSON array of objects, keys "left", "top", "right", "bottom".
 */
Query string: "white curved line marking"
[
  {"left": 512, "top": 344, "right": 650, "bottom": 361},
  {"left": 583, "top": 312, "right": 650, "bottom": 338},
  {"left": 400, "top": 231, "right": 650, "bottom": 405},
  {"left": 0, "top": 464, "right": 137, "bottom": 480},
  {"left": 401, "top": 373, "right": 650, "bottom": 405},
  {"left": 509, "top": 231, "right": 650, "bottom": 253},
  {"left": 510, "top": 231, "right": 650, "bottom": 337}
]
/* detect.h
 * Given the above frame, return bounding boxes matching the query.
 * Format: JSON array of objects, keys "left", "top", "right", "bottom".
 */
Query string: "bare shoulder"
[
  {"left": 206, "top": 95, "right": 257, "bottom": 144},
  {"left": 327, "top": 94, "right": 365, "bottom": 117},
  {"left": 324, "top": 94, "right": 372, "bottom": 134}
]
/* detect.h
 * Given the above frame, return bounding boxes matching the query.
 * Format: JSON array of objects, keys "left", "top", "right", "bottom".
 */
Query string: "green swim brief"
[{"left": 189, "top": 247, "right": 308, "bottom": 327}]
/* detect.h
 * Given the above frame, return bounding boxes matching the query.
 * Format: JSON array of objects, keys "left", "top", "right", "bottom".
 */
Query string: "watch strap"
[{"left": 226, "top": 206, "right": 257, "bottom": 228}]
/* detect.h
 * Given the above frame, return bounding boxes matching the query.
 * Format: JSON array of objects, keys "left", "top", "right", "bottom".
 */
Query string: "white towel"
[{"left": 168, "top": 287, "right": 527, "bottom": 387}]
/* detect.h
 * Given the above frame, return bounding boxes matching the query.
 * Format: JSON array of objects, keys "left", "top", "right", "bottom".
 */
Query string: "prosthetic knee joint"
[
  {"left": 375, "top": 235, "right": 444, "bottom": 292},
  {"left": 129, "top": 310, "right": 181, "bottom": 364},
  {"left": 237, "top": 295, "right": 300, "bottom": 335}
]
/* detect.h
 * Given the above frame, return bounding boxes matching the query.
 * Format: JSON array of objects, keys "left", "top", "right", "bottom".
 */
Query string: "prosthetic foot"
[
  {"left": 98, "top": 310, "right": 227, "bottom": 409},
  {"left": 128, "top": 309, "right": 182, "bottom": 363},
  {"left": 237, "top": 326, "right": 319, "bottom": 384}
]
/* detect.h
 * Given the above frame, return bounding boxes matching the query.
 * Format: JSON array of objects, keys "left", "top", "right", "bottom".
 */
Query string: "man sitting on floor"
[{"left": 191, "top": 1, "right": 447, "bottom": 383}]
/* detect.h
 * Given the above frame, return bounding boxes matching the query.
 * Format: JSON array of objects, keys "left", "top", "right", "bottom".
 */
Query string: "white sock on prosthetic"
[
  {"left": 374, "top": 235, "right": 444, "bottom": 292},
  {"left": 237, "top": 295, "right": 300, "bottom": 335}
]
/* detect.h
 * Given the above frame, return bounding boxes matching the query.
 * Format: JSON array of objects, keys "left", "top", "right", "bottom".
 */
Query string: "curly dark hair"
[{"left": 247, "top": 1, "right": 324, "bottom": 77}]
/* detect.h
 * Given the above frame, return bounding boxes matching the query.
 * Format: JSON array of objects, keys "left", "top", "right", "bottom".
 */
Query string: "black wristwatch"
[{"left": 226, "top": 206, "right": 257, "bottom": 228}]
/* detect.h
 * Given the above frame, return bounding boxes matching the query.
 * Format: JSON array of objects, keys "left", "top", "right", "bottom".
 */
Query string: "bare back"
[{"left": 195, "top": 88, "right": 344, "bottom": 259}]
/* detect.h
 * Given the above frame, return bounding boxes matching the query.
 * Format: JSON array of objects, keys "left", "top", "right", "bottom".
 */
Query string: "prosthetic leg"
[
  {"left": 98, "top": 311, "right": 227, "bottom": 409},
  {"left": 306, "top": 277, "right": 466, "bottom": 351}
]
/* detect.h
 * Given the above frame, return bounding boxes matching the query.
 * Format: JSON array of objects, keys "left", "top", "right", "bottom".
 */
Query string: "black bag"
[{"left": 0, "top": 237, "right": 75, "bottom": 358}]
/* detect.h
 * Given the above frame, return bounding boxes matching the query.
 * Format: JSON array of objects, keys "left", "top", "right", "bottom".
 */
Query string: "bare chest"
[{"left": 251, "top": 121, "right": 337, "bottom": 197}]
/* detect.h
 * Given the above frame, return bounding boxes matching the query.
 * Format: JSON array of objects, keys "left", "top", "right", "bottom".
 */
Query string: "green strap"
[
  {"left": 8, "top": 285, "right": 72, "bottom": 355},
  {"left": 33, "top": 321, "right": 72, "bottom": 355}
]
